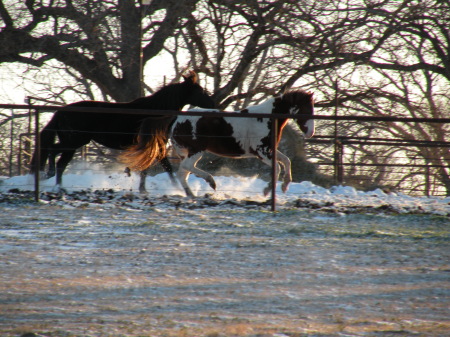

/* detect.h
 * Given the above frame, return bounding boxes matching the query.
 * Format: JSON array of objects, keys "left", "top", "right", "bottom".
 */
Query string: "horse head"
[
  {"left": 181, "top": 70, "right": 216, "bottom": 109},
  {"left": 277, "top": 89, "right": 315, "bottom": 138}
]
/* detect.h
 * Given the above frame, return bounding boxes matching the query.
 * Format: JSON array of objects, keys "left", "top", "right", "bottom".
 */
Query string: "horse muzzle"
[{"left": 299, "top": 119, "right": 315, "bottom": 138}]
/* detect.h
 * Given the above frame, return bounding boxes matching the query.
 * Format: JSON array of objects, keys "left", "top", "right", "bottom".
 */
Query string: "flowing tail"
[
  {"left": 29, "top": 117, "right": 58, "bottom": 174},
  {"left": 120, "top": 116, "right": 174, "bottom": 171}
]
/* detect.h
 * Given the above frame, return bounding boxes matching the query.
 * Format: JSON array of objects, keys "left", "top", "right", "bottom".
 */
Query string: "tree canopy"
[{"left": 0, "top": 0, "right": 449, "bottom": 194}]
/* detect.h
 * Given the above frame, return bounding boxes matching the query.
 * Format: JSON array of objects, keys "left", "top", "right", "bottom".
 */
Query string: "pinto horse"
[
  {"left": 121, "top": 89, "right": 315, "bottom": 197},
  {"left": 30, "top": 71, "right": 215, "bottom": 192}
]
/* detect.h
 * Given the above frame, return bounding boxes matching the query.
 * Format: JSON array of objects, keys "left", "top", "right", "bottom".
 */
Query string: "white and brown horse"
[{"left": 121, "top": 89, "right": 315, "bottom": 197}]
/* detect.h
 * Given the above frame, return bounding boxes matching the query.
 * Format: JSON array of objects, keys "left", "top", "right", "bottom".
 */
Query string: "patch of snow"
[{"left": 0, "top": 171, "right": 449, "bottom": 216}]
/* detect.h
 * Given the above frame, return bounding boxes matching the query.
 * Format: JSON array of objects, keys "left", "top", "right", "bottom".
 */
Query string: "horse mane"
[
  {"left": 129, "top": 71, "right": 200, "bottom": 109},
  {"left": 281, "top": 89, "right": 314, "bottom": 105},
  {"left": 128, "top": 83, "right": 188, "bottom": 109}
]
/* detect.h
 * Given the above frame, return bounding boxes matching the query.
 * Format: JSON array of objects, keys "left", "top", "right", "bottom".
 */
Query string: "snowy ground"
[
  {"left": 1, "top": 170, "right": 449, "bottom": 336},
  {"left": 1, "top": 168, "right": 450, "bottom": 215}
]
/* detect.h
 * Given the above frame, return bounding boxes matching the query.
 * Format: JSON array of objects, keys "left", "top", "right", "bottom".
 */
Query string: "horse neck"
[
  {"left": 271, "top": 97, "right": 292, "bottom": 145},
  {"left": 243, "top": 97, "right": 289, "bottom": 144},
  {"left": 274, "top": 119, "right": 289, "bottom": 145},
  {"left": 245, "top": 97, "right": 275, "bottom": 114},
  {"left": 245, "top": 97, "right": 289, "bottom": 121},
  {"left": 133, "top": 84, "right": 187, "bottom": 110}
]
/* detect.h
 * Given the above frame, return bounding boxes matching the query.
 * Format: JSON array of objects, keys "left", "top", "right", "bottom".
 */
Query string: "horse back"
[
  {"left": 172, "top": 116, "right": 259, "bottom": 157},
  {"left": 48, "top": 101, "right": 148, "bottom": 149}
]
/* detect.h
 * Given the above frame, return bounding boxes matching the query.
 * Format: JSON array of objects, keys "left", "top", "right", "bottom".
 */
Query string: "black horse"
[{"left": 30, "top": 71, "right": 215, "bottom": 192}]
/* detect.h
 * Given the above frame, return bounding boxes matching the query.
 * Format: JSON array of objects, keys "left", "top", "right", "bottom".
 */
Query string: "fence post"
[
  {"left": 334, "top": 139, "right": 344, "bottom": 185},
  {"left": 33, "top": 108, "right": 40, "bottom": 202},
  {"left": 9, "top": 109, "right": 14, "bottom": 177},
  {"left": 425, "top": 165, "right": 430, "bottom": 197},
  {"left": 271, "top": 118, "right": 278, "bottom": 212},
  {"left": 18, "top": 136, "right": 22, "bottom": 176}
]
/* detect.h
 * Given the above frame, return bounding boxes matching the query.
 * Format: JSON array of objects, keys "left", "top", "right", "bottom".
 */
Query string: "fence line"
[
  {"left": 1, "top": 103, "right": 450, "bottom": 123},
  {"left": 1, "top": 103, "right": 449, "bottom": 207}
]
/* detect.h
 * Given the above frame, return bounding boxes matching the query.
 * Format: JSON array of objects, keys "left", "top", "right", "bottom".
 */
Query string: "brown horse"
[{"left": 30, "top": 71, "right": 215, "bottom": 192}]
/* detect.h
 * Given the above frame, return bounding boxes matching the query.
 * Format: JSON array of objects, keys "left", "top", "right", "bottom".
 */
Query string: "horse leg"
[
  {"left": 159, "top": 156, "right": 177, "bottom": 186},
  {"left": 43, "top": 142, "right": 69, "bottom": 179},
  {"left": 138, "top": 156, "right": 176, "bottom": 193},
  {"left": 172, "top": 145, "right": 193, "bottom": 197},
  {"left": 178, "top": 152, "right": 216, "bottom": 197},
  {"left": 259, "top": 155, "right": 281, "bottom": 197},
  {"left": 39, "top": 147, "right": 49, "bottom": 173},
  {"left": 276, "top": 150, "right": 292, "bottom": 193},
  {"left": 259, "top": 151, "right": 292, "bottom": 196},
  {"left": 139, "top": 169, "right": 147, "bottom": 193},
  {"left": 53, "top": 150, "right": 77, "bottom": 192},
  {"left": 47, "top": 152, "right": 56, "bottom": 178},
  {"left": 177, "top": 166, "right": 195, "bottom": 198},
  {"left": 46, "top": 144, "right": 63, "bottom": 178},
  {"left": 30, "top": 143, "right": 50, "bottom": 179},
  {"left": 30, "top": 125, "right": 55, "bottom": 178},
  {"left": 183, "top": 153, "right": 216, "bottom": 190}
]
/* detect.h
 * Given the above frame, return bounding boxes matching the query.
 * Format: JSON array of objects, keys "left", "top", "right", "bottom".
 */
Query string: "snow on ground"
[
  {"left": 1, "top": 168, "right": 449, "bottom": 337},
  {"left": 1, "top": 167, "right": 449, "bottom": 216}
]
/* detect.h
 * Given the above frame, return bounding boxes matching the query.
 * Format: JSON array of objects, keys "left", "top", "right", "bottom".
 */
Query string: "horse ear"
[
  {"left": 182, "top": 70, "right": 198, "bottom": 84},
  {"left": 276, "top": 87, "right": 287, "bottom": 97}
]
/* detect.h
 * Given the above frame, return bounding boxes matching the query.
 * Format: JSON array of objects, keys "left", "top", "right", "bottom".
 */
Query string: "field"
[
  {"left": 0, "top": 173, "right": 450, "bottom": 337},
  {"left": 1, "top": 184, "right": 449, "bottom": 337}
]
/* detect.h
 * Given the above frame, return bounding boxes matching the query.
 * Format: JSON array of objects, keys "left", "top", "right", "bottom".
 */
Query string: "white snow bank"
[{"left": 1, "top": 169, "right": 449, "bottom": 215}]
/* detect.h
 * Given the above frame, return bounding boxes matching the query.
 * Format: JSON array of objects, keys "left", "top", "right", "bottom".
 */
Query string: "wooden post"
[{"left": 271, "top": 118, "right": 278, "bottom": 212}]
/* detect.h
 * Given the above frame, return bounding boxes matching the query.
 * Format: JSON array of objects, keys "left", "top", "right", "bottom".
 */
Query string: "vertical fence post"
[
  {"left": 33, "top": 108, "right": 40, "bottom": 202},
  {"left": 9, "top": 110, "right": 14, "bottom": 177},
  {"left": 18, "top": 136, "right": 22, "bottom": 176},
  {"left": 271, "top": 118, "right": 278, "bottom": 212},
  {"left": 425, "top": 165, "right": 430, "bottom": 197},
  {"left": 334, "top": 139, "right": 344, "bottom": 184}
]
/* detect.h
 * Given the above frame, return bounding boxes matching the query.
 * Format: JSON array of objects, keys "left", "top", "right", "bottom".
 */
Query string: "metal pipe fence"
[{"left": 1, "top": 103, "right": 449, "bottom": 209}]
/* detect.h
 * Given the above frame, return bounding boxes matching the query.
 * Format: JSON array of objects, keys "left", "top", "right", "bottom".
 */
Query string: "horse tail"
[
  {"left": 29, "top": 115, "right": 59, "bottom": 173},
  {"left": 120, "top": 116, "right": 174, "bottom": 171}
]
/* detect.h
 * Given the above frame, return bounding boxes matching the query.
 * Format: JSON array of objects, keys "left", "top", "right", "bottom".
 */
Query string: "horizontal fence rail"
[
  {"left": 1, "top": 103, "right": 450, "bottom": 123},
  {"left": 1, "top": 103, "right": 449, "bottom": 208},
  {"left": 310, "top": 135, "right": 450, "bottom": 147}
]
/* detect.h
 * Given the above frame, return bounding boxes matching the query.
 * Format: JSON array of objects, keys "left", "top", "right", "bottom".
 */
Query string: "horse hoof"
[
  {"left": 263, "top": 186, "right": 271, "bottom": 196},
  {"left": 184, "top": 187, "right": 195, "bottom": 198},
  {"left": 51, "top": 185, "right": 67, "bottom": 194},
  {"left": 282, "top": 183, "right": 290, "bottom": 193},
  {"left": 37, "top": 171, "right": 47, "bottom": 180},
  {"left": 206, "top": 177, "right": 216, "bottom": 190},
  {"left": 170, "top": 177, "right": 179, "bottom": 187}
]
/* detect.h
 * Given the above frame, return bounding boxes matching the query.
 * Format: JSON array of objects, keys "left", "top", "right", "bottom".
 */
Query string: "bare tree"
[
  {"left": 0, "top": 0, "right": 199, "bottom": 102},
  {"left": 0, "top": 0, "right": 200, "bottom": 176},
  {"left": 1, "top": 0, "right": 448, "bottom": 194}
]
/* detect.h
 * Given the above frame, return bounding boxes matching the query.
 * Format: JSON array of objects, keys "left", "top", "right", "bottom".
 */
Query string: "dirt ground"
[{"left": 1, "top": 198, "right": 449, "bottom": 337}]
